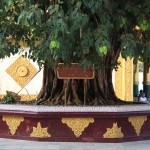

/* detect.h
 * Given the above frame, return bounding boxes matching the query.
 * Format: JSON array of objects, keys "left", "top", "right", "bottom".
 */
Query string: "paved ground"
[{"left": 0, "top": 138, "right": 150, "bottom": 150}]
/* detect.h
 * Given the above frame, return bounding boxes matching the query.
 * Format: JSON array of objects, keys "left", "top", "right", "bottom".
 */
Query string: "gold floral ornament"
[
  {"left": 62, "top": 118, "right": 94, "bottom": 137},
  {"left": 30, "top": 122, "right": 51, "bottom": 138},
  {"left": 6, "top": 57, "right": 38, "bottom": 87},
  {"left": 16, "top": 65, "right": 28, "bottom": 77},
  {"left": 128, "top": 116, "right": 147, "bottom": 136},
  {"left": 103, "top": 122, "right": 124, "bottom": 138},
  {"left": 2, "top": 116, "right": 24, "bottom": 135}
]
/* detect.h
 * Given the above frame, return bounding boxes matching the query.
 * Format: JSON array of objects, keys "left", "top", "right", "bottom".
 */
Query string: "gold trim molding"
[
  {"left": 17, "top": 94, "right": 37, "bottom": 101},
  {"left": 103, "top": 123, "right": 124, "bottom": 138},
  {"left": 30, "top": 122, "right": 51, "bottom": 138},
  {"left": 6, "top": 36, "right": 40, "bottom": 48},
  {"left": 62, "top": 118, "right": 94, "bottom": 137},
  {"left": 2, "top": 116, "right": 24, "bottom": 135},
  {"left": 6, "top": 37, "right": 28, "bottom": 48},
  {"left": 6, "top": 57, "right": 38, "bottom": 87},
  {"left": 128, "top": 116, "right": 147, "bottom": 136},
  {"left": 0, "top": 94, "right": 37, "bottom": 101}
]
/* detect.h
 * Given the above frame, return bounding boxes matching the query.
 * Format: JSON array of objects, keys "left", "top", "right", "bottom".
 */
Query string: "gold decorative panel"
[
  {"left": 103, "top": 123, "right": 124, "bottom": 138},
  {"left": 6, "top": 57, "right": 38, "bottom": 87},
  {"left": 30, "top": 122, "right": 51, "bottom": 138},
  {"left": 128, "top": 116, "right": 147, "bottom": 136},
  {"left": 62, "top": 118, "right": 94, "bottom": 137},
  {"left": 2, "top": 116, "right": 24, "bottom": 135}
]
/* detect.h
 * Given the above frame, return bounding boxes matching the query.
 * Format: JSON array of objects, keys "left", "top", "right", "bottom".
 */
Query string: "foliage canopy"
[{"left": 0, "top": 0, "right": 150, "bottom": 69}]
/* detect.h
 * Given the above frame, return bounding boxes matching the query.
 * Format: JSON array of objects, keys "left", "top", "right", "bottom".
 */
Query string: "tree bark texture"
[{"left": 36, "top": 62, "right": 123, "bottom": 105}]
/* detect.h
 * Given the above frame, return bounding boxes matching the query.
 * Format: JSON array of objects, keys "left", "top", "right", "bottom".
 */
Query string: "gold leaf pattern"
[
  {"left": 62, "top": 118, "right": 94, "bottom": 137},
  {"left": 128, "top": 116, "right": 147, "bottom": 136},
  {"left": 2, "top": 116, "right": 24, "bottom": 135},
  {"left": 103, "top": 122, "right": 124, "bottom": 138},
  {"left": 6, "top": 57, "right": 38, "bottom": 87},
  {"left": 30, "top": 122, "right": 51, "bottom": 138}
]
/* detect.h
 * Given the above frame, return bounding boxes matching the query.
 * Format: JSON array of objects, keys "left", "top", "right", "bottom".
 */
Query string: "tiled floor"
[{"left": 0, "top": 138, "right": 150, "bottom": 150}]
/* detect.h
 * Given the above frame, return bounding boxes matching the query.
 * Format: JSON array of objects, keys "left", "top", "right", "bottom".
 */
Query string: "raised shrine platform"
[{"left": 0, "top": 104, "right": 150, "bottom": 143}]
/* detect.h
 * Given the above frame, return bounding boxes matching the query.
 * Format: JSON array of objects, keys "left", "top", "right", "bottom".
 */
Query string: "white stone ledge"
[{"left": 0, "top": 104, "right": 150, "bottom": 113}]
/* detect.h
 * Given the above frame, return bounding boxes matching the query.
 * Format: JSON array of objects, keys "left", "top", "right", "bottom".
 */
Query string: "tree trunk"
[{"left": 36, "top": 62, "right": 123, "bottom": 105}]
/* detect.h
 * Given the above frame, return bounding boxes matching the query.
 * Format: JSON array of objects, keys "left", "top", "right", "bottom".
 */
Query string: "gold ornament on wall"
[
  {"left": 128, "top": 116, "right": 147, "bottom": 136},
  {"left": 6, "top": 57, "right": 38, "bottom": 87},
  {"left": 62, "top": 118, "right": 94, "bottom": 137},
  {"left": 103, "top": 122, "right": 124, "bottom": 138},
  {"left": 2, "top": 116, "right": 24, "bottom": 135},
  {"left": 30, "top": 122, "right": 51, "bottom": 138}
]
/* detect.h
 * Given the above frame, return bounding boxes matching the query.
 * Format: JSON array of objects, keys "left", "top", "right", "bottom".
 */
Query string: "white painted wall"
[{"left": 139, "top": 72, "right": 143, "bottom": 91}]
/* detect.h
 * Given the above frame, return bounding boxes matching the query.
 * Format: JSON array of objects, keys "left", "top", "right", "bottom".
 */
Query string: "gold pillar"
[
  {"left": 115, "top": 56, "right": 133, "bottom": 101},
  {"left": 133, "top": 63, "right": 139, "bottom": 97},
  {"left": 133, "top": 64, "right": 139, "bottom": 86},
  {"left": 115, "top": 55, "right": 125, "bottom": 100},
  {"left": 144, "top": 63, "right": 150, "bottom": 85},
  {"left": 144, "top": 63, "right": 150, "bottom": 98},
  {"left": 125, "top": 58, "right": 133, "bottom": 101}
]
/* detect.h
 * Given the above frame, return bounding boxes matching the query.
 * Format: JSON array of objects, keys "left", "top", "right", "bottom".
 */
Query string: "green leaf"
[
  {"left": 50, "top": 40, "right": 60, "bottom": 49},
  {"left": 73, "top": 52, "right": 77, "bottom": 56},
  {"left": 99, "top": 46, "right": 108, "bottom": 55},
  {"left": 121, "top": 17, "right": 126, "bottom": 25},
  {"left": 140, "top": 20, "right": 150, "bottom": 31}
]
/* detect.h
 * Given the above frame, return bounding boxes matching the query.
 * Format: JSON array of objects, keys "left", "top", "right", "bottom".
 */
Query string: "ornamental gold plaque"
[
  {"left": 2, "top": 116, "right": 24, "bottom": 135},
  {"left": 6, "top": 57, "right": 38, "bottom": 87},
  {"left": 30, "top": 122, "right": 51, "bottom": 138},
  {"left": 62, "top": 118, "right": 94, "bottom": 137},
  {"left": 103, "top": 123, "right": 124, "bottom": 138},
  {"left": 128, "top": 116, "right": 147, "bottom": 136}
]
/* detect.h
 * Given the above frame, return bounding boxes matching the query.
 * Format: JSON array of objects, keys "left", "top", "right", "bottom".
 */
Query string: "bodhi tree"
[{"left": 0, "top": 0, "right": 150, "bottom": 105}]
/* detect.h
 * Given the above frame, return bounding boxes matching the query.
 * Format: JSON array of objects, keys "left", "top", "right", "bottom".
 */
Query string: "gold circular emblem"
[{"left": 17, "top": 65, "right": 28, "bottom": 77}]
